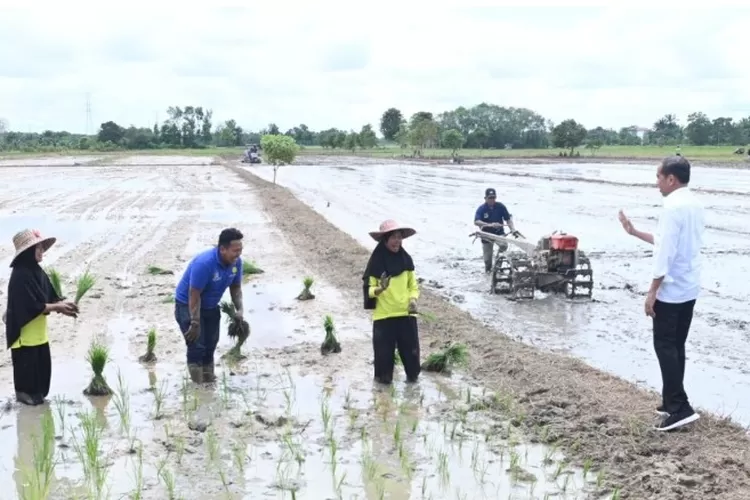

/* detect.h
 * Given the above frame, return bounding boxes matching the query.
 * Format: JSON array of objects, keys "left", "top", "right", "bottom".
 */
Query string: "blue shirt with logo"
[
  {"left": 175, "top": 247, "right": 243, "bottom": 309},
  {"left": 474, "top": 202, "right": 511, "bottom": 235}
]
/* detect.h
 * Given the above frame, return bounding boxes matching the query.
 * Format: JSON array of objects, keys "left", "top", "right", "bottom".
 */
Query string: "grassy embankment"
[{"left": 1, "top": 145, "right": 748, "bottom": 164}]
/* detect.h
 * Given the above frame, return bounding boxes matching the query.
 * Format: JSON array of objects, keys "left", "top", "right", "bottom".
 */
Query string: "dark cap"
[{"left": 485, "top": 188, "right": 496, "bottom": 198}]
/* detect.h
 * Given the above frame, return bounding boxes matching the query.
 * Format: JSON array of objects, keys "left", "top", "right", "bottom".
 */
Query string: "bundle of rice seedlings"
[
  {"left": 242, "top": 260, "right": 264, "bottom": 277},
  {"left": 421, "top": 342, "right": 469, "bottom": 374},
  {"left": 296, "top": 276, "right": 316, "bottom": 301},
  {"left": 44, "top": 266, "right": 65, "bottom": 298},
  {"left": 83, "top": 340, "right": 113, "bottom": 396},
  {"left": 74, "top": 268, "right": 96, "bottom": 305},
  {"left": 320, "top": 314, "right": 341, "bottom": 355},
  {"left": 147, "top": 265, "right": 173, "bottom": 275},
  {"left": 138, "top": 328, "right": 157, "bottom": 363},
  {"left": 416, "top": 311, "right": 437, "bottom": 322},
  {"left": 220, "top": 300, "right": 250, "bottom": 359}
]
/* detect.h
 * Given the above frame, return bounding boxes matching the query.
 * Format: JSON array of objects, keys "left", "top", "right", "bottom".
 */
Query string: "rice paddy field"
[{"left": 0, "top": 154, "right": 748, "bottom": 500}]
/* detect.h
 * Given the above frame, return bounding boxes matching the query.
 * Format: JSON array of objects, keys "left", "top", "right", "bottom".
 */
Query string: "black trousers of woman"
[
  {"left": 11, "top": 343, "right": 52, "bottom": 405},
  {"left": 372, "top": 316, "right": 421, "bottom": 384}
]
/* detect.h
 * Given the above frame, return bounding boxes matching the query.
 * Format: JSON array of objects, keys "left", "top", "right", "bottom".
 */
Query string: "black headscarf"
[
  {"left": 5, "top": 246, "right": 61, "bottom": 349},
  {"left": 361, "top": 236, "right": 415, "bottom": 309}
]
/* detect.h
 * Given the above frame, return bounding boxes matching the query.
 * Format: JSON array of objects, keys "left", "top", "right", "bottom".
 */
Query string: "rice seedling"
[
  {"left": 160, "top": 294, "right": 175, "bottom": 304},
  {"left": 111, "top": 370, "right": 133, "bottom": 442},
  {"left": 611, "top": 488, "right": 621, "bottom": 500},
  {"left": 421, "top": 342, "right": 469, "bottom": 373},
  {"left": 71, "top": 410, "right": 108, "bottom": 498},
  {"left": 158, "top": 466, "right": 177, "bottom": 499},
  {"left": 153, "top": 379, "right": 167, "bottom": 419},
  {"left": 174, "top": 436, "right": 186, "bottom": 465},
  {"left": 320, "top": 314, "right": 342, "bottom": 355},
  {"left": 138, "top": 328, "right": 158, "bottom": 363},
  {"left": 53, "top": 395, "right": 67, "bottom": 441},
  {"left": 232, "top": 438, "right": 247, "bottom": 474},
  {"left": 20, "top": 410, "right": 57, "bottom": 500},
  {"left": 83, "top": 339, "right": 113, "bottom": 396},
  {"left": 583, "top": 457, "right": 593, "bottom": 480},
  {"left": 206, "top": 428, "right": 220, "bottom": 465},
  {"left": 44, "top": 266, "right": 65, "bottom": 298},
  {"left": 296, "top": 275, "right": 315, "bottom": 300},
  {"left": 147, "top": 265, "right": 173, "bottom": 275},
  {"left": 220, "top": 369, "right": 231, "bottom": 408},
  {"left": 219, "top": 300, "right": 250, "bottom": 360},
  {"left": 129, "top": 443, "right": 144, "bottom": 499},
  {"left": 242, "top": 259, "right": 264, "bottom": 276},
  {"left": 320, "top": 394, "right": 332, "bottom": 434},
  {"left": 74, "top": 268, "right": 96, "bottom": 305}
]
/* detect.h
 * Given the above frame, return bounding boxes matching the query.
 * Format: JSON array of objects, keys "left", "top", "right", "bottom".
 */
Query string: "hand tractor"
[{"left": 470, "top": 230, "right": 594, "bottom": 300}]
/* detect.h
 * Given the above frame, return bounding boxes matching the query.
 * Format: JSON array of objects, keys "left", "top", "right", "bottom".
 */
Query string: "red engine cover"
[{"left": 550, "top": 234, "right": 578, "bottom": 250}]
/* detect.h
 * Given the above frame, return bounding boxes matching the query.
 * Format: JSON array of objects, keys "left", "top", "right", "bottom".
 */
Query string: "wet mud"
[
  {"left": 246, "top": 159, "right": 750, "bottom": 427},
  {"left": 0, "top": 157, "right": 594, "bottom": 499},
  {"left": 231, "top": 158, "right": 750, "bottom": 500}
]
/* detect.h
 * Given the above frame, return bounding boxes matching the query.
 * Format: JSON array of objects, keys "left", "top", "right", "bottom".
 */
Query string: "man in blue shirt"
[
  {"left": 474, "top": 188, "right": 518, "bottom": 272},
  {"left": 174, "top": 228, "right": 245, "bottom": 383}
]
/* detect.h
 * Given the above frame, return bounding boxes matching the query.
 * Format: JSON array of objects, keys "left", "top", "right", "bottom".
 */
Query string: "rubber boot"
[
  {"left": 203, "top": 363, "right": 216, "bottom": 383},
  {"left": 187, "top": 363, "right": 204, "bottom": 384}
]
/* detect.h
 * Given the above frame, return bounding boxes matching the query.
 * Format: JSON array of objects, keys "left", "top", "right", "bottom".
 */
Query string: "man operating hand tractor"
[{"left": 474, "top": 188, "right": 520, "bottom": 273}]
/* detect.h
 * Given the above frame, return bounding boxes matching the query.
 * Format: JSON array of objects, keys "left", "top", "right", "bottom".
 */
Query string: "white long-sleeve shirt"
[{"left": 652, "top": 186, "right": 704, "bottom": 303}]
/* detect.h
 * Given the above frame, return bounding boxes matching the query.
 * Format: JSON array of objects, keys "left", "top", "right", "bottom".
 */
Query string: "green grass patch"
[{"left": 298, "top": 144, "right": 747, "bottom": 162}]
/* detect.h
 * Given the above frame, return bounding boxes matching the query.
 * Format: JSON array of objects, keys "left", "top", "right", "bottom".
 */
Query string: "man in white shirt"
[{"left": 618, "top": 155, "right": 703, "bottom": 432}]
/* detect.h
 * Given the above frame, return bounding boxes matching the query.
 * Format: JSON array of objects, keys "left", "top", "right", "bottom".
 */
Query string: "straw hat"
[
  {"left": 368, "top": 219, "right": 416, "bottom": 242},
  {"left": 10, "top": 229, "right": 56, "bottom": 267}
]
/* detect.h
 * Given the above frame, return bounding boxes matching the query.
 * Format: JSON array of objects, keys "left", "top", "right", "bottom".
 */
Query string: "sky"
[{"left": 1, "top": 2, "right": 749, "bottom": 135}]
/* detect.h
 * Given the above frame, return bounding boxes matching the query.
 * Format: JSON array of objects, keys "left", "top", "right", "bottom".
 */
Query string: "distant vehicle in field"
[
  {"left": 241, "top": 144, "right": 261, "bottom": 164},
  {"left": 470, "top": 230, "right": 594, "bottom": 300}
]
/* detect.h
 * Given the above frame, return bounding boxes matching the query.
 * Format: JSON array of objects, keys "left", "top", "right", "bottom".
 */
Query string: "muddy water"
[
  {"left": 248, "top": 161, "right": 750, "bottom": 426},
  {"left": 0, "top": 158, "right": 601, "bottom": 499},
  {"left": 0, "top": 280, "right": 596, "bottom": 500}
]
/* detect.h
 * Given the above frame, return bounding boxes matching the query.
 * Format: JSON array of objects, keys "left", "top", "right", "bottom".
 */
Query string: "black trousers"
[
  {"left": 11, "top": 342, "right": 52, "bottom": 400},
  {"left": 372, "top": 316, "right": 421, "bottom": 384},
  {"left": 653, "top": 299, "right": 696, "bottom": 414}
]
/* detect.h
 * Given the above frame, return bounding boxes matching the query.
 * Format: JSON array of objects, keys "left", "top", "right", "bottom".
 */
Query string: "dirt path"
[
  {"left": 2, "top": 159, "right": 609, "bottom": 499},
  {"left": 226, "top": 162, "right": 750, "bottom": 500}
]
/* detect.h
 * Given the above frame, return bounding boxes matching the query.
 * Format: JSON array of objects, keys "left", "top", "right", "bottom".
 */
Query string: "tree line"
[{"left": 1, "top": 104, "right": 749, "bottom": 154}]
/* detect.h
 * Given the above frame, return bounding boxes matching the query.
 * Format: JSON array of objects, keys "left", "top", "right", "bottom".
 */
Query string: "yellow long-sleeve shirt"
[{"left": 368, "top": 270, "right": 420, "bottom": 321}]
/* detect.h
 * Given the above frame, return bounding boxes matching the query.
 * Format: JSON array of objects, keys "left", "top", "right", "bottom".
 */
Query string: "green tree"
[
  {"left": 97, "top": 121, "right": 125, "bottom": 145},
  {"left": 441, "top": 129, "right": 464, "bottom": 155},
  {"left": 261, "top": 134, "right": 299, "bottom": 184},
  {"left": 358, "top": 124, "right": 378, "bottom": 149},
  {"left": 380, "top": 108, "right": 403, "bottom": 141},
  {"left": 345, "top": 131, "right": 358, "bottom": 151},
  {"left": 684, "top": 112, "right": 713, "bottom": 146},
  {"left": 394, "top": 122, "right": 410, "bottom": 149},
  {"left": 260, "top": 134, "right": 298, "bottom": 165},
  {"left": 551, "top": 119, "right": 587, "bottom": 155}
]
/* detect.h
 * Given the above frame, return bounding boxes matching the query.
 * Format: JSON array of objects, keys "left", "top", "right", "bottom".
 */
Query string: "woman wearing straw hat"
[
  {"left": 362, "top": 219, "right": 421, "bottom": 385},
  {"left": 3, "top": 229, "right": 79, "bottom": 405}
]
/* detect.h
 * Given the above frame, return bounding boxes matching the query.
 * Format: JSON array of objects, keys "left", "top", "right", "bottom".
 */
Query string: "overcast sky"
[{"left": 1, "top": 4, "right": 748, "bottom": 134}]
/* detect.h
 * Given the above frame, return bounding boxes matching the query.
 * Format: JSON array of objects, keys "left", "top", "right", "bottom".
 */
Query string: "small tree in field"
[
  {"left": 442, "top": 129, "right": 465, "bottom": 157},
  {"left": 260, "top": 134, "right": 300, "bottom": 184},
  {"left": 552, "top": 119, "right": 587, "bottom": 156}
]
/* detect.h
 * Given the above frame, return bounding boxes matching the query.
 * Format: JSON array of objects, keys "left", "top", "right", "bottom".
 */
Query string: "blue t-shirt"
[
  {"left": 174, "top": 247, "right": 243, "bottom": 309},
  {"left": 474, "top": 202, "right": 511, "bottom": 235}
]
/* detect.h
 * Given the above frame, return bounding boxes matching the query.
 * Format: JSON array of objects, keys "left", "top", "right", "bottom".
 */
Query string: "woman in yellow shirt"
[
  {"left": 4, "top": 229, "right": 78, "bottom": 406},
  {"left": 362, "top": 220, "right": 421, "bottom": 385}
]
